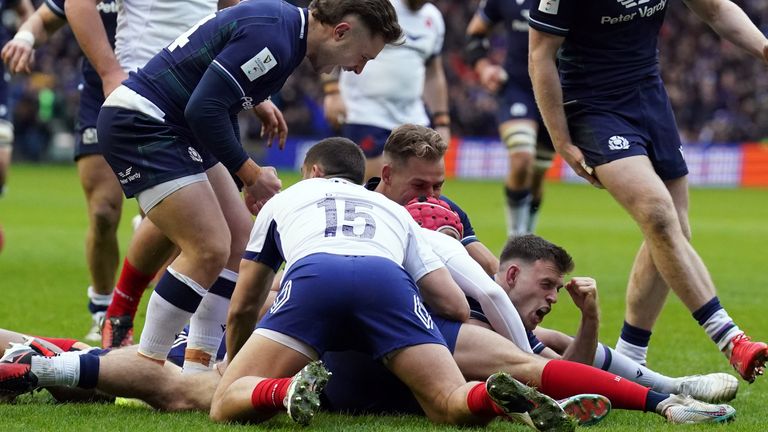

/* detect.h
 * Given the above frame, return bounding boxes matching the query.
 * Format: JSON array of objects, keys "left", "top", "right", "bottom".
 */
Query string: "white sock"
[
  {"left": 593, "top": 343, "right": 675, "bottom": 392},
  {"left": 139, "top": 292, "right": 198, "bottom": 361},
  {"left": 701, "top": 309, "right": 742, "bottom": 352},
  {"left": 31, "top": 352, "right": 81, "bottom": 387},
  {"left": 615, "top": 337, "right": 649, "bottom": 366},
  {"left": 184, "top": 291, "right": 230, "bottom": 374},
  {"left": 87, "top": 286, "right": 113, "bottom": 310}
]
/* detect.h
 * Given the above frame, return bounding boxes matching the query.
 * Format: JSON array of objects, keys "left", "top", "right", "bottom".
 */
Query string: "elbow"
[{"left": 441, "top": 299, "right": 470, "bottom": 323}]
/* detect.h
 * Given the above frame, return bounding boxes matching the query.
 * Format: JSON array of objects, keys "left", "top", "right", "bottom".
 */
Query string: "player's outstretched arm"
[
  {"left": 65, "top": 0, "right": 125, "bottom": 96},
  {"left": 684, "top": 0, "right": 768, "bottom": 63},
  {"left": 226, "top": 259, "right": 276, "bottom": 362}
]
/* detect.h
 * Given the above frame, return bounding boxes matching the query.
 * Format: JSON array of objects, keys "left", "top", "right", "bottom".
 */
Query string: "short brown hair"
[
  {"left": 499, "top": 234, "right": 574, "bottom": 274},
  {"left": 383, "top": 124, "right": 447, "bottom": 167},
  {"left": 309, "top": 0, "right": 402, "bottom": 44},
  {"left": 304, "top": 137, "right": 366, "bottom": 184}
]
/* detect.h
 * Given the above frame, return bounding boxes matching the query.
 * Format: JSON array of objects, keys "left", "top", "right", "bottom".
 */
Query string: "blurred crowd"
[{"left": 5, "top": 0, "right": 768, "bottom": 161}]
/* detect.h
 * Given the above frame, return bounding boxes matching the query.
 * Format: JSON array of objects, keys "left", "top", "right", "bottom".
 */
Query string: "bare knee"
[
  {"left": 90, "top": 200, "right": 122, "bottom": 235},
  {"left": 192, "top": 234, "right": 231, "bottom": 275},
  {"left": 634, "top": 197, "right": 681, "bottom": 241}
]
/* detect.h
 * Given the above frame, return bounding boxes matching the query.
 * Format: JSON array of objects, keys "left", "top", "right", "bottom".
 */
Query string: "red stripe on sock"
[
  {"left": 30, "top": 336, "right": 78, "bottom": 352},
  {"left": 539, "top": 359, "right": 649, "bottom": 410},
  {"left": 466, "top": 382, "right": 506, "bottom": 417},
  {"left": 251, "top": 378, "right": 291, "bottom": 410},
  {"left": 107, "top": 258, "right": 155, "bottom": 318}
]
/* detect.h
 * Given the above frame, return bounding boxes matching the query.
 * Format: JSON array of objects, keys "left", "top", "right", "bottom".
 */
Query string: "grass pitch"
[{"left": 1, "top": 163, "right": 767, "bottom": 431}]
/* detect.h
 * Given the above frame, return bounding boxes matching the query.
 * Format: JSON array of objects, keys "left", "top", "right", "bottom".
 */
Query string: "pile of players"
[{"left": 1, "top": 0, "right": 767, "bottom": 430}]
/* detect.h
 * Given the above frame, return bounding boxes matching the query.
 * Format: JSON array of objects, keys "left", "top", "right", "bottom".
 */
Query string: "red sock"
[
  {"left": 539, "top": 359, "right": 649, "bottom": 411},
  {"left": 466, "top": 382, "right": 506, "bottom": 418},
  {"left": 251, "top": 378, "right": 292, "bottom": 410},
  {"left": 107, "top": 258, "right": 155, "bottom": 318}
]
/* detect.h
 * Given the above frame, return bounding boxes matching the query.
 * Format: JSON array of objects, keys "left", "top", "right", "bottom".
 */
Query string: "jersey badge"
[{"left": 241, "top": 47, "right": 278, "bottom": 82}]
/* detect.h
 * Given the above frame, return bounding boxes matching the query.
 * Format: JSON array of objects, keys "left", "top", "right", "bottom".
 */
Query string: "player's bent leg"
[
  {"left": 103, "top": 218, "right": 176, "bottom": 349},
  {"left": 453, "top": 324, "right": 546, "bottom": 384},
  {"left": 78, "top": 154, "right": 124, "bottom": 342},
  {"left": 500, "top": 119, "right": 537, "bottom": 237},
  {"left": 211, "top": 332, "right": 318, "bottom": 424},
  {"left": 184, "top": 164, "right": 251, "bottom": 372},
  {"left": 138, "top": 180, "right": 231, "bottom": 362},
  {"left": 595, "top": 157, "right": 714, "bottom": 310},
  {"left": 385, "top": 342, "right": 485, "bottom": 425}
]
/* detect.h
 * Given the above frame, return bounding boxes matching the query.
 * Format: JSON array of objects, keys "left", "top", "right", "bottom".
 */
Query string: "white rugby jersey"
[
  {"left": 339, "top": 0, "right": 445, "bottom": 130},
  {"left": 114, "top": 0, "right": 216, "bottom": 72},
  {"left": 245, "top": 177, "right": 444, "bottom": 281}
]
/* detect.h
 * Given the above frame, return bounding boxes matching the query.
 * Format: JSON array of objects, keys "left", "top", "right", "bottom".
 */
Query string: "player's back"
[
  {"left": 248, "top": 177, "right": 436, "bottom": 276},
  {"left": 115, "top": 0, "right": 216, "bottom": 72}
]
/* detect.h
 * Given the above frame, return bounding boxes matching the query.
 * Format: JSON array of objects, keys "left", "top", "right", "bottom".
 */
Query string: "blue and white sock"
[
  {"left": 593, "top": 342, "right": 676, "bottom": 393},
  {"left": 615, "top": 321, "right": 652, "bottom": 365},
  {"left": 138, "top": 267, "right": 205, "bottom": 361},
  {"left": 692, "top": 297, "right": 742, "bottom": 352},
  {"left": 30, "top": 351, "right": 100, "bottom": 389},
  {"left": 184, "top": 269, "right": 237, "bottom": 374}
]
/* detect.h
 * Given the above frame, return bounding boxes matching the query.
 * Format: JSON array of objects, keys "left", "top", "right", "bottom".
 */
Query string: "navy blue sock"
[
  {"left": 644, "top": 390, "right": 670, "bottom": 412},
  {"left": 620, "top": 321, "right": 652, "bottom": 347},
  {"left": 77, "top": 353, "right": 100, "bottom": 389},
  {"left": 692, "top": 296, "right": 722, "bottom": 325}
]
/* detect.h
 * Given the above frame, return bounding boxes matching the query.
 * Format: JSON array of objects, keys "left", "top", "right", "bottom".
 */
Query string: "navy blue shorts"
[
  {"left": 97, "top": 106, "right": 218, "bottom": 197},
  {"left": 320, "top": 314, "right": 462, "bottom": 415},
  {"left": 496, "top": 78, "right": 539, "bottom": 125},
  {"left": 564, "top": 80, "right": 687, "bottom": 180},
  {"left": 496, "top": 80, "right": 554, "bottom": 160},
  {"left": 258, "top": 253, "right": 447, "bottom": 359},
  {"left": 342, "top": 124, "right": 391, "bottom": 158},
  {"left": 74, "top": 82, "right": 105, "bottom": 161}
]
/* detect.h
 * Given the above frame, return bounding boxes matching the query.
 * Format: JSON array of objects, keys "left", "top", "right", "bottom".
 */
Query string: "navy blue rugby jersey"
[
  {"left": 529, "top": 0, "right": 669, "bottom": 99},
  {"left": 124, "top": 0, "right": 307, "bottom": 126},
  {"left": 478, "top": 0, "right": 532, "bottom": 80},
  {"left": 45, "top": 0, "right": 117, "bottom": 90}
]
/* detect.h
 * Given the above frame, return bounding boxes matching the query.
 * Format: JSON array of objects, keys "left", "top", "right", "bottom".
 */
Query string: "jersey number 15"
[{"left": 317, "top": 198, "right": 376, "bottom": 239}]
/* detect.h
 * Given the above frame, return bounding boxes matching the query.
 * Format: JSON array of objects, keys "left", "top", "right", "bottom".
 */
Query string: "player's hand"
[
  {"left": 323, "top": 92, "right": 346, "bottom": 131},
  {"left": 565, "top": 277, "right": 599, "bottom": 321},
  {"left": 557, "top": 141, "right": 603, "bottom": 188},
  {"left": 102, "top": 69, "right": 129, "bottom": 97},
  {"left": 477, "top": 64, "right": 507, "bottom": 93},
  {"left": 243, "top": 166, "right": 281, "bottom": 215},
  {"left": 253, "top": 99, "right": 288, "bottom": 150},
  {"left": 2, "top": 39, "right": 34, "bottom": 74}
]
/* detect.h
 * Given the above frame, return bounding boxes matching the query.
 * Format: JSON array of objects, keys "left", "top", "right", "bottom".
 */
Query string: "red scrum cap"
[{"left": 405, "top": 195, "right": 463, "bottom": 240}]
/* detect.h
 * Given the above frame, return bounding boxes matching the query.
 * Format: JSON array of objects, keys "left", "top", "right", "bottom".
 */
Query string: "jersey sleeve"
[
  {"left": 528, "top": 0, "right": 574, "bottom": 37},
  {"left": 429, "top": 5, "right": 445, "bottom": 57},
  {"left": 209, "top": 21, "right": 288, "bottom": 104},
  {"left": 44, "top": 0, "right": 67, "bottom": 19},
  {"left": 403, "top": 217, "right": 444, "bottom": 282},
  {"left": 243, "top": 199, "right": 285, "bottom": 272}
]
